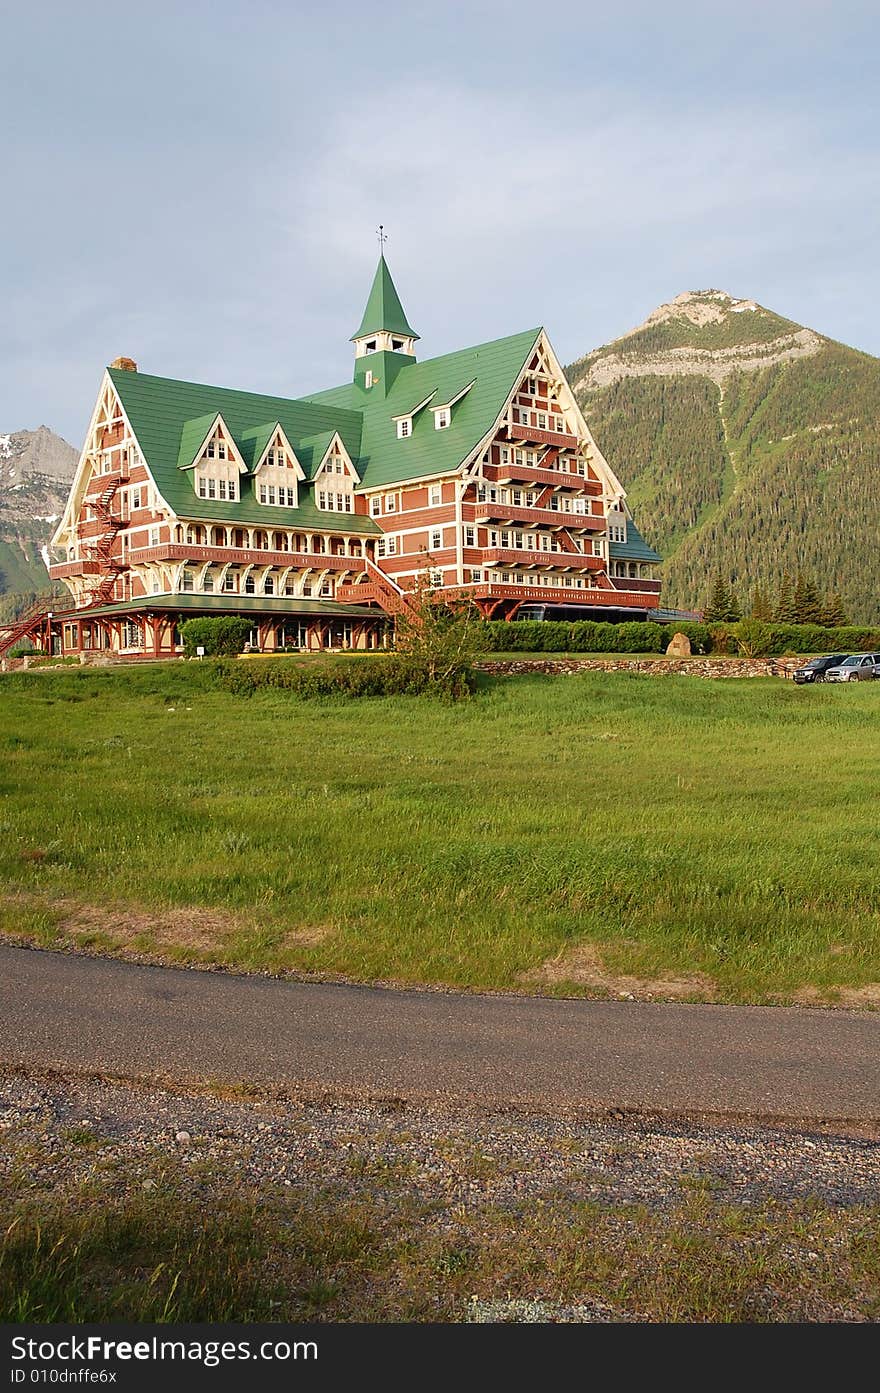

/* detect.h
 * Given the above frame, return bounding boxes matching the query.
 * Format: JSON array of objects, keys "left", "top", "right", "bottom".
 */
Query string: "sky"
[{"left": 3, "top": 0, "right": 879, "bottom": 444}]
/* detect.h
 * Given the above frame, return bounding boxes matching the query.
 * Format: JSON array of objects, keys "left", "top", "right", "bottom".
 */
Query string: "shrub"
[
  {"left": 179, "top": 617, "right": 252, "bottom": 657},
  {"left": 733, "top": 618, "right": 774, "bottom": 658},
  {"left": 215, "top": 654, "right": 474, "bottom": 701}
]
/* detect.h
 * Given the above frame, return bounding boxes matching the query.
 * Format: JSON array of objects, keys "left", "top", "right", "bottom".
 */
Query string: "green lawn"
[{"left": 1, "top": 664, "right": 878, "bottom": 1003}]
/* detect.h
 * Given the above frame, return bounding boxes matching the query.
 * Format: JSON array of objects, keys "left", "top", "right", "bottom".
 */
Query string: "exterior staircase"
[
  {"left": 84, "top": 472, "right": 129, "bottom": 605},
  {"left": 0, "top": 595, "right": 77, "bottom": 659},
  {"left": 337, "top": 559, "right": 421, "bottom": 621}
]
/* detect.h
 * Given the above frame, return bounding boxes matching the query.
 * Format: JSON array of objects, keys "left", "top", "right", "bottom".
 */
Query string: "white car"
[{"left": 824, "top": 653, "right": 880, "bottom": 682}]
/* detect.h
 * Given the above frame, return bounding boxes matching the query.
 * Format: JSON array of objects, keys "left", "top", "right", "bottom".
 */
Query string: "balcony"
[
  {"left": 509, "top": 422, "right": 579, "bottom": 450},
  {"left": 48, "top": 560, "right": 101, "bottom": 579},
  {"left": 474, "top": 502, "right": 604, "bottom": 531},
  {"left": 446, "top": 583, "right": 661, "bottom": 609},
  {"left": 484, "top": 548, "right": 604, "bottom": 571},
  {"left": 482, "top": 462, "right": 601, "bottom": 493},
  {"left": 127, "top": 542, "right": 366, "bottom": 571}
]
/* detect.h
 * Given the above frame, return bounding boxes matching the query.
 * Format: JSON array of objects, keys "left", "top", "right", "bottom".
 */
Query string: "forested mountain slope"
[{"left": 567, "top": 293, "right": 879, "bottom": 622}]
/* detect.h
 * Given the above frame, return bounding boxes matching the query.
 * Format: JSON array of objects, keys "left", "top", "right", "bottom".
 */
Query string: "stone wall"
[{"left": 476, "top": 656, "right": 804, "bottom": 680}]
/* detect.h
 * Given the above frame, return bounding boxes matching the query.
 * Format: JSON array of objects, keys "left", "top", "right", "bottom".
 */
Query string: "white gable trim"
[
  {"left": 182, "top": 413, "right": 248, "bottom": 475},
  {"left": 315, "top": 432, "right": 360, "bottom": 483},
  {"left": 253, "top": 424, "right": 306, "bottom": 481}
]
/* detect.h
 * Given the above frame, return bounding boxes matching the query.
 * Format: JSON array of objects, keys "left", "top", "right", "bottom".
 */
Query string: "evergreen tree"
[
  {"left": 821, "top": 593, "right": 848, "bottom": 627},
  {"left": 793, "top": 571, "right": 822, "bottom": 624},
  {"left": 750, "top": 586, "right": 773, "bottom": 621},
  {"left": 725, "top": 589, "right": 742, "bottom": 622},
  {"left": 774, "top": 570, "right": 797, "bottom": 622},
  {"left": 703, "top": 573, "right": 730, "bottom": 622}
]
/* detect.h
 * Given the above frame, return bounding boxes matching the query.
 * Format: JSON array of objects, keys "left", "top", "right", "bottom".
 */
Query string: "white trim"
[
  {"left": 181, "top": 413, "right": 249, "bottom": 475},
  {"left": 391, "top": 390, "right": 437, "bottom": 422},
  {"left": 252, "top": 424, "right": 306, "bottom": 481}
]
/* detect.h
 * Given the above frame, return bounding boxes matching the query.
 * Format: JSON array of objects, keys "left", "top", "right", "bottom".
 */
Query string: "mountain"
[
  {"left": 566, "top": 291, "right": 880, "bottom": 623},
  {"left": 0, "top": 427, "right": 78, "bottom": 617}
]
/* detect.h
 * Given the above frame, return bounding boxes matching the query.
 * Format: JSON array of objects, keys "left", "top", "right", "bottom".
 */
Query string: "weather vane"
[{"left": 377, "top": 224, "right": 388, "bottom": 251}]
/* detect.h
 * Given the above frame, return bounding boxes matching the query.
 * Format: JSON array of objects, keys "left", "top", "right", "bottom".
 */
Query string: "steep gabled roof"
[
  {"left": 108, "top": 367, "right": 376, "bottom": 532},
  {"left": 107, "top": 326, "right": 544, "bottom": 519},
  {"left": 305, "top": 327, "right": 542, "bottom": 488},
  {"left": 351, "top": 255, "right": 419, "bottom": 341}
]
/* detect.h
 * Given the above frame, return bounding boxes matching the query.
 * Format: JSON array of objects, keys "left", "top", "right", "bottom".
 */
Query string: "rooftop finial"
[{"left": 377, "top": 224, "right": 388, "bottom": 253}]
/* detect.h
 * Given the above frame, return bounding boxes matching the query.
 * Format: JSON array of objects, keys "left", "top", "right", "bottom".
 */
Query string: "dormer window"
[
  {"left": 434, "top": 407, "right": 450, "bottom": 430},
  {"left": 397, "top": 418, "right": 411, "bottom": 439}
]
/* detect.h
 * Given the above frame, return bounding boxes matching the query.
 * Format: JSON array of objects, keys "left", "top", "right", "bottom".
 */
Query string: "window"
[
  {"left": 538, "top": 413, "right": 547, "bottom": 429},
  {"left": 181, "top": 571, "right": 194, "bottom": 592},
  {"left": 203, "top": 573, "right": 214, "bottom": 592},
  {"left": 264, "top": 576, "right": 274, "bottom": 594},
  {"left": 244, "top": 575, "right": 255, "bottom": 594},
  {"left": 519, "top": 409, "right": 529, "bottom": 425},
  {"left": 434, "top": 407, "right": 450, "bottom": 430},
  {"left": 208, "top": 479, "right": 216, "bottom": 499},
  {"left": 384, "top": 493, "right": 397, "bottom": 513},
  {"left": 198, "top": 477, "right": 207, "bottom": 498},
  {"left": 464, "top": 526, "right": 475, "bottom": 547},
  {"left": 429, "top": 569, "right": 443, "bottom": 587},
  {"left": 207, "top": 442, "right": 215, "bottom": 459},
  {"left": 527, "top": 377, "right": 537, "bottom": 396},
  {"left": 430, "top": 529, "right": 442, "bottom": 549},
  {"left": 318, "top": 491, "right": 328, "bottom": 509},
  {"left": 224, "top": 573, "right": 235, "bottom": 591},
  {"left": 131, "top": 487, "right": 142, "bottom": 509},
  {"left": 397, "top": 418, "right": 411, "bottom": 439},
  {"left": 470, "top": 569, "right": 483, "bottom": 582},
  {"left": 376, "top": 536, "right": 397, "bottom": 558},
  {"left": 593, "top": 539, "right": 603, "bottom": 556},
  {"left": 391, "top": 337, "right": 405, "bottom": 351},
  {"left": 365, "top": 371, "right": 374, "bottom": 388},
  {"left": 149, "top": 527, "right": 159, "bottom": 546},
  {"left": 217, "top": 442, "right": 226, "bottom": 460},
  {"left": 320, "top": 579, "right": 334, "bottom": 597},
  {"left": 370, "top": 496, "right": 381, "bottom": 517},
  {"left": 365, "top": 341, "right": 376, "bottom": 353},
  {"left": 219, "top": 479, "right": 228, "bottom": 500},
  {"left": 429, "top": 484, "right": 442, "bottom": 506}
]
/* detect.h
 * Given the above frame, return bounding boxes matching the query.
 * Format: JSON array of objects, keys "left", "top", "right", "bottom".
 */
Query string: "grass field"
[{"left": 1, "top": 663, "right": 878, "bottom": 1004}]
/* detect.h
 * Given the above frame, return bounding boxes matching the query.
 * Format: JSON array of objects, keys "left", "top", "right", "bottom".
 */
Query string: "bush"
[
  {"left": 216, "top": 655, "right": 476, "bottom": 701},
  {"left": 733, "top": 619, "right": 774, "bottom": 657},
  {"left": 179, "top": 617, "right": 252, "bottom": 657}
]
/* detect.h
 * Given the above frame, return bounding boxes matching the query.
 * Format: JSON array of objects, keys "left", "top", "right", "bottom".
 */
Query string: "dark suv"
[{"left": 793, "top": 654, "right": 849, "bottom": 684}]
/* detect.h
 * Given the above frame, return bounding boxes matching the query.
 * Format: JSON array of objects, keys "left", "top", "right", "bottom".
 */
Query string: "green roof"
[
  {"left": 80, "top": 594, "right": 379, "bottom": 620},
  {"left": 351, "top": 255, "right": 419, "bottom": 341},
  {"left": 304, "top": 327, "right": 542, "bottom": 489},
  {"left": 109, "top": 326, "right": 542, "bottom": 511},
  {"left": 109, "top": 367, "right": 376, "bottom": 533},
  {"left": 610, "top": 519, "right": 662, "bottom": 563}
]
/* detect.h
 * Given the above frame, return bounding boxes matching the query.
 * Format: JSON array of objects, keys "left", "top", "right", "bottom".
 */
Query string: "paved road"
[{"left": 2, "top": 945, "right": 879, "bottom": 1122}]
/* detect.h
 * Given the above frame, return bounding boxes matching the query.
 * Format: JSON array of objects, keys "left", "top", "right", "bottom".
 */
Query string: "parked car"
[
  {"left": 823, "top": 653, "right": 880, "bottom": 682},
  {"left": 793, "top": 654, "right": 849, "bottom": 684}
]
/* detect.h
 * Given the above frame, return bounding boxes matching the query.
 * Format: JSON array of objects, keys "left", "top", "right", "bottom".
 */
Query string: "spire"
[{"left": 351, "top": 253, "right": 419, "bottom": 344}]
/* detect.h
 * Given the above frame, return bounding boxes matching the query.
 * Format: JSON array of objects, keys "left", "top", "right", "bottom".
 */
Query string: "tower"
[{"left": 351, "top": 246, "right": 418, "bottom": 395}]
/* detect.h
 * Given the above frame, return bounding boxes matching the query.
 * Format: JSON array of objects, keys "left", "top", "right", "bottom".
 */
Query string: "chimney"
[{"left": 110, "top": 356, "right": 138, "bottom": 372}]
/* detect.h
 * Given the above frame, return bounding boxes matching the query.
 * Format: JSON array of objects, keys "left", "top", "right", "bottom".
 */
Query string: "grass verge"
[{"left": 0, "top": 664, "right": 878, "bottom": 1004}]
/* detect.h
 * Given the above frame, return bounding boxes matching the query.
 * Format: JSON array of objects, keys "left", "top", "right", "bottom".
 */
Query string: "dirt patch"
[
  {"left": 59, "top": 901, "right": 238, "bottom": 952},
  {"left": 791, "top": 983, "right": 880, "bottom": 1008},
  {"left": 521, "top": 942, "right": 718, "bottom": 1002},
  {"left": 1, "top": 894, "right": 332, "bottom": 960}
]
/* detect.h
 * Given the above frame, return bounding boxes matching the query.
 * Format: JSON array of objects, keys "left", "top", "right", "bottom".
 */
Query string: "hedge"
[
  {"left": 479, "top": 619, "right": 880, "bottom": 657},
  {"left": 216, "top": 655, "right": 476, "bottom": 700},
  {"left": 179, "top": 616, "right": 252, "bottom": 657}
]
